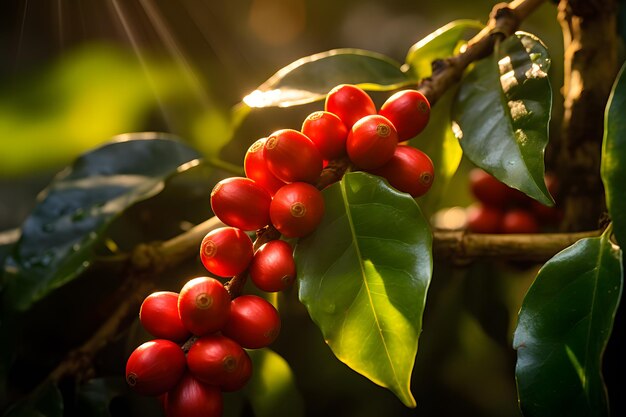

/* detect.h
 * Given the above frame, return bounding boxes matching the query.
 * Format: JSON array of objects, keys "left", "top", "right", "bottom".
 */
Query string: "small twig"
[{"left": 418, "top": 0, "right": 547, "bottom": 106}]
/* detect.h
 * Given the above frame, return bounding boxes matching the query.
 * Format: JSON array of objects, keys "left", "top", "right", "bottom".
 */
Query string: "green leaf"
[
  {"left": 296, "top": 172, "right": 433, "bottom": 407},
  {"left": 513, "top": 228, "right": 623, "bottom": 417},
  {"left": 452, "top": 32, "right": 553, "bottom": 205},
  {"left": 602, "top": 62, "right": 626, "bottom": 247},
  {"left": 246, "top": 349, "right": 304, "bottom": 417},
  {"left": 4, "top": 382, "right": 63, "bottom": 417},
  {"left": 405, "top": 19, "right": 484, "bottom": 80},
  {"left": 242, "top": 49, "right": 411, "bottom": 108},
  {"left": 2, "top": 134, "right": 200, "bottom": 311}
]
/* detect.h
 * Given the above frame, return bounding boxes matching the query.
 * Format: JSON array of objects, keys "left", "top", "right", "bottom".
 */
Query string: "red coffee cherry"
[
  {"left": 178, "top": 277, "right": 231, "bottom": 336},
  {"left": 210, "top": 177, "right": 271, "bottom": 231},
  {"left": 270, "top": 182, "right": 325, "bottom": 238},
  {"left": 220, "top": 349, "right": 253, "bottom": 392},
  {"left": 125, "top": 340, "right": 186, "bottom": 396},
  {"left": 187, "top": 334, "right": 252, "bottom": 390},
  {"left": 165, "top": 372, "right": 223, "bottom": 417},
  {"left": 379, "top": 90, "right": 430, "bottom": 141},
  {"left": 469, "top": 168, "right": 522, "bottom": 207},
  {"left": 250, "top": 240, "right": 296, "bottom": 292},
  {"left": 301, "top": 111, "right": 348, "bottom": 160},
  {"left": 222, "top": 295, "right": 281, "bottom": 349},
  {"left": 466, "top": 203, "right": 503, "bottom": 234},
  {"left": 200, "top": 227, "right": 253, "bottom": 277},
  {"left": 244, "top": 138, "right": 286, "bottom": 195},
  {"left": 264, "top": 129, "right": 323, "bottom": 184},
  {"left": 367, "top": 145, "right": 434, "bottom": 197},
  {"left": 139, "top": 292, "right": 190, "bottom": 342},
  {"left": 501, "top": 209, "right": 539, "bottom": 234},
  {"left": 347, "top": 115, "right": 398, "bottom": 169},
  {"left": 325, "top": 84, "right": 376, "bottom": 129}
]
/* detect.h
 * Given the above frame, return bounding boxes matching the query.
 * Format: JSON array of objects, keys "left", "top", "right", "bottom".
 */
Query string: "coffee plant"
[{"left": 1, "top": 0, "right": 625, "bottom": 416}]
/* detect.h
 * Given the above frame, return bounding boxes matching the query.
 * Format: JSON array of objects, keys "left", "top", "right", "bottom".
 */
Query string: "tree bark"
[{"left": 556, "top": 0, "right": 619, "bottom": 231}]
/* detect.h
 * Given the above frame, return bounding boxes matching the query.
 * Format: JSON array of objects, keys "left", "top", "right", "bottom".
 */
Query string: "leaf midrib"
[{"left": 339, "top": 179, "right": 400, "bottom": 389}]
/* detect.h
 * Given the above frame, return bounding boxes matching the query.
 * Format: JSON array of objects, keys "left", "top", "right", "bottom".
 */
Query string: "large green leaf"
[
  {"left": 404, "top": 19, "right": 484, "bottom": 80},
  {"left": 296, "top": 172, "right": 433, "bottom": 407},
  {"left": 513, "top": 227, "right": 623, "bottom": 417},
  {"left": 601, "top": 62, "right": 626, "bottom": 247},
  {"left": 2, "top": 134, "right": 200, "bottom": 311},
  {"left": 242, "top": 49, "right": 411, "bottom": 108},
  {"left": 452, "top": 32, "right": 553, "bottom": 205},
  {"left": 246, "top": 349, "right": 304, "bottom": 417}
]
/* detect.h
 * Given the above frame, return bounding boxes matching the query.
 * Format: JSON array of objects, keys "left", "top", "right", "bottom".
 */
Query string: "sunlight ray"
[
  {"left": 178, "top": 0, "right": 241, "bottom": 75},
  {"left": 136, "top": 0, "right": 212, "bottom": 109},
  {"left": 108, "top": 0, "right": 173, "bottom": 130},
  {"left": 57, "top": 0, "right": 64, "bottom": 50},
  {"left": 14, "top": 0, "right": 30, "bottom": 74}
]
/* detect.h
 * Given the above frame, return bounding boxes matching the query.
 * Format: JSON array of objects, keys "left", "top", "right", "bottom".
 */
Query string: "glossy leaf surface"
[
  {"left": 297, "top": 172, "right": 432, "bottom": 407},
  {"left": 602, "top": 62, "right": 626, "bottom": 247},
  {"left": 514, "top": 229, "right": 623, "bottom": 417},
  {"left": 452, "top": 32, "right": 553, "bottom": 205},
  {"left": 242, "top": 49, "right": 410, "bottom": 108},
  {"left": 2, "top": 134, "right": 200, "bottom": 311}
]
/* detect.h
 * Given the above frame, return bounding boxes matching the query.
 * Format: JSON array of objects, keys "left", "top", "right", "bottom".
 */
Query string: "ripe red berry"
[
  {"left": 469, "top": 168, "right": 524, "bottom": 207},
  {"left": 367, "top": 145, "right": 434, "bottom": 197},
  {"left": 269, "top": 182, "right": 325, "bottom": 238},
  {"left": 325, "top": 84, "right": 376, "bottom": 129},
  {"left": 250, "top": 240, "right": 296, "bottom": 292},
  {"left": 178, "top": 277, "right": 231, "bottom": 336},
  {"left": 222, "top": 295, "right": 281, "bottom": 349},
  {"left": 244, "top": 138, "right": 286, "bottom": 195},
  {"left": 301, "top": 111, "right": 348, "bottom": 160},
  {"left": 347, "top": 115, "right": 398, "bottom": 169},
  {"left": 139, "top": 292, "right": 190, "bottom": 342},
  {"left": 379, "top": 90, "right": 430, "bottom": 141},
  {"left": 466, "top": 203, "right": 503, "bottom": 234},
  {"left": 220, "top": 349, "right": 253, "bottom": 392},
  {"left": 187, "top": 334, "right": 252, "bottom": 389},
  {"left": 501, "top": 209, "right": 539, "bottom": 234},
  {"left": 125, "top": 340, "right": 186, "bottom": 396},
  {"left": 200, "top": 227, "right": 253, "bottom": 277},
  {"left": 210, "top": 177, "right": 271, "bottom": 231},
  {"left": 165, "top": 373, "right": 223, "bottom": 417},
  {"left": 264, "top": 129, "right": 323, "bottom": 184}
]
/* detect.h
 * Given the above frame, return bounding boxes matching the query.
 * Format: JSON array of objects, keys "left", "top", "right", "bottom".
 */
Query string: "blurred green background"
[{"left": 0, "top": 1, "right": 585, "bottom": 416}]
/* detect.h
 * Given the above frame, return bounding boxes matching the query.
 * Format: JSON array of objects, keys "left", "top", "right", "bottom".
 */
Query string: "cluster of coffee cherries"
[
  {"left": 125, "top": 84, "right": 436, "bottom": 417},
  {"left": 125, "top": 278, "right": 280, "bottom": 417},
  {"left": 466, "top": 168, "right": 561, "bottom": 233},
  {"left": 211, "top": 84, "right": 436, "bottom": 250}
]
